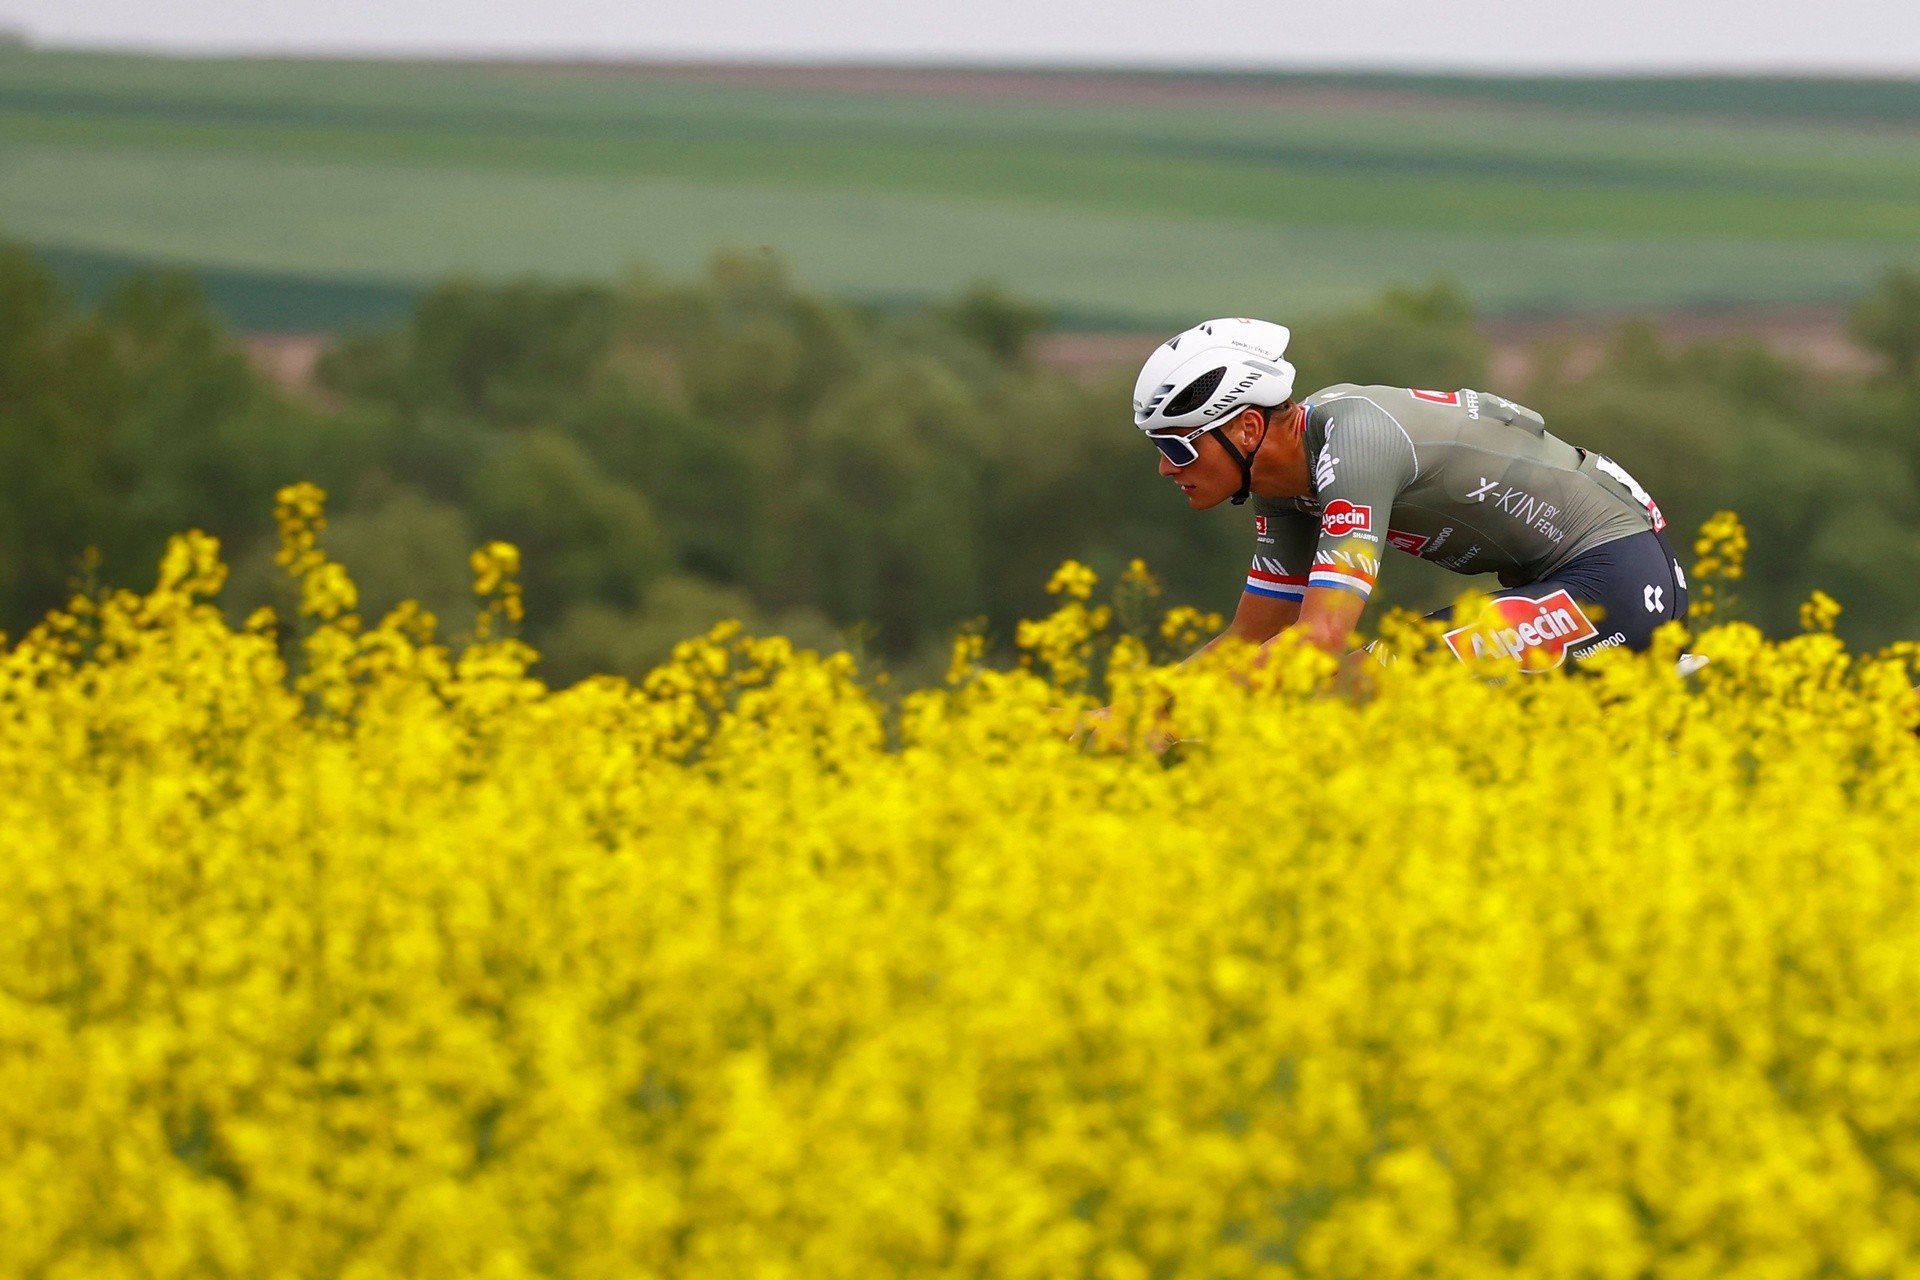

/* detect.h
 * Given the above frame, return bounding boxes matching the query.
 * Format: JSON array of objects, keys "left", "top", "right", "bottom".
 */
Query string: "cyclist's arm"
[
  {"left": 1260, "top": 400, "right": 1416, "bottom": 660},
  {"left": 1187, "top": 509, "right": 1315, "bottom": 659},
  {"left": 1192, "top": 590, "right": 1299, "bottom": 657},
  {"left": 1212, "top": 588, "right": 1367, "bottom": 658},
  {"left": 1289, "top": 586, "right": 1369, "bottom": 657}
]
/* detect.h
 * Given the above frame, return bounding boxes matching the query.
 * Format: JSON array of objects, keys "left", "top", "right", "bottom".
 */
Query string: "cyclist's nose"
[{"left": 1157, "top": 451, "right": 1178, "bottom": 477}]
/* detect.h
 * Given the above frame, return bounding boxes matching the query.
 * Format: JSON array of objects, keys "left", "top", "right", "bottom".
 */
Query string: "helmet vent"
[{"left": 1162, "top": 366, "right": 1227, "bottom": 418}]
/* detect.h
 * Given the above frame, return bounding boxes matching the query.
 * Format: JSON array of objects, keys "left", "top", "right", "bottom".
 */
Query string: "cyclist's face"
[{"left": 1153, "top": 409, "right": 1264, "bottom": 510}]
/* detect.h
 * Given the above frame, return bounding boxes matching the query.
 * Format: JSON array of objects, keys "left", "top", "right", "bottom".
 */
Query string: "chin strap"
[{"left": 1211, "top": 410, "right": 1272, "bottom": 506}]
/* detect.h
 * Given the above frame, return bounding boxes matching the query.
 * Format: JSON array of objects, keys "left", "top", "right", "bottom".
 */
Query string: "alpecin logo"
[
  {"left": 1442, "top": 589, "right": 1599, "bottom": 672},
  {"left": 1385, "top": 529, "right": 1430, "bottom": 555},
  {"left": 1314, "top": 449, "right": 1340, "bottom": 491},
  {"left": 1321, "top": 500, "right": 1372, "bottom": 539}
]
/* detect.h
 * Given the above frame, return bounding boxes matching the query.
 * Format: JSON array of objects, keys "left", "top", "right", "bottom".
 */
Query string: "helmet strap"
[{"left": 1212, "top": 409, "right": 1270, "bottom": 506}]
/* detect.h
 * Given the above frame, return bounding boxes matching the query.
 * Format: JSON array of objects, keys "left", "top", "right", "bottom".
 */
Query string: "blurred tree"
[
  {"left": 539, "top": 576, "right": 840, "bottom": 686},
  {"left": 1850, "top": 265, "right": 1920, "bottom": 383},
  {"left": 556, "top": 383, "right": 751, "bottom": 584},
  {"left": 1290, "top": 278, "right": 1490, "bottom": 392},
  {"left": 676, "top": 251, "right": 864, "bottom": 421},
  {"left": 0, "top": 248, "right": 105, "bottom": 621},
  {"left": 4, "top": 242, "right": 1915, "bottom": 671},
  {"left": 321, "top": 278, "right": 620, "bottom": 423},
  {"left": 0, "top": 250, "right": 336, "bottom": 625},
  {"left": 472, "top": 430, "right": 667, "bottom": 621},
  {"left": 782, "top": 357, "right": 991, "bottom": 649},
  {"left": 320, "top": 487, "right": 478, "bottom": 627},
  {"left": 934, "top": 282, "right": 1053, "bottom": 365}
]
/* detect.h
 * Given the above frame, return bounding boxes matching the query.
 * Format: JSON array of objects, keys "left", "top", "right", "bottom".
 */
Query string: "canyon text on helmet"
[{"left": 1132, "top": 318, "right": 1296, "bottom": 504}]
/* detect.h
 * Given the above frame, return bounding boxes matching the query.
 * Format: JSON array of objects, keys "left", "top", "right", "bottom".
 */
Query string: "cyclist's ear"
[{"left": 1225, "top": 406, "right": 1267, "bottom": 449}]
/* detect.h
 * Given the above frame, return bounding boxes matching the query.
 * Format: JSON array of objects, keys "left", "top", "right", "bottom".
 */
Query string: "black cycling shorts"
[{"left": 1428, "top": 529, "right": 1689, "bottom": 670}]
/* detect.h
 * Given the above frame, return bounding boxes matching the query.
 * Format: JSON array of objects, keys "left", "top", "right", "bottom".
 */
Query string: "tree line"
[{"left": 3, "top": 243, "right": 1917, "bottom": 684}]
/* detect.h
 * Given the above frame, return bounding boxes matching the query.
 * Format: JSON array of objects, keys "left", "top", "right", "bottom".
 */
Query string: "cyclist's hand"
[
  {"left": 1144, "top": 724, "right": 1184, "bottom": 757},
  {"left": 1071, "top": 704, "right": 1189, "bottom": 756},
  {"left": 1069, "top": 705, "right": 1120, "bottom": 747}
]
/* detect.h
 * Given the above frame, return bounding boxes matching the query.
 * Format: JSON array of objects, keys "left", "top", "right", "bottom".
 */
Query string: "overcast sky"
[{"left": 5, "top": 0, "right": 1918, "bottom": 74}]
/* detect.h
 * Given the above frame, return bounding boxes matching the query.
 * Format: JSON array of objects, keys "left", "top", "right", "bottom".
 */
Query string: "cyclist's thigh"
[{"left": 1427, "top": 531, "right": 1686, "bottom": 669}]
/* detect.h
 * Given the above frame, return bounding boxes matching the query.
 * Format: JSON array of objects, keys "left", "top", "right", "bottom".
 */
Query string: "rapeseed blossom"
[
  {"left": 2, "top": 487, "right": 1918, "bottom": 1278},
  {"left": 1691, "top": 509, "right": 1750, "bottom": 622}
]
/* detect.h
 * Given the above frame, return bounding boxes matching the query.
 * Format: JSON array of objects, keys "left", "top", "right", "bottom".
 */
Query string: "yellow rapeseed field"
[{"left": 4, "top": 485, "right": 1919, "bottom": 1279}]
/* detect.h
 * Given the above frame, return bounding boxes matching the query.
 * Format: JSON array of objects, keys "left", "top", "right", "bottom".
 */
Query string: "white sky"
[{"left": 5, "top": 0, "right": 1919, "bottom": 74}]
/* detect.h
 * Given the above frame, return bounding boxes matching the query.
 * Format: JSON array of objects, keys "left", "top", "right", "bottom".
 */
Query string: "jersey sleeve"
[
  {"left": 1246, "top": 500, "right": 1317, "bottom": 603},
  {"left": 1306, "top": 400, "right": 1419, "bottom": 604}
]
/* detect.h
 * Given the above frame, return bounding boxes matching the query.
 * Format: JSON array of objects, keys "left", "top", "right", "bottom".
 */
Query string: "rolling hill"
[{"left": 3, "top": 48, "right": 1916, "bottom": 330}]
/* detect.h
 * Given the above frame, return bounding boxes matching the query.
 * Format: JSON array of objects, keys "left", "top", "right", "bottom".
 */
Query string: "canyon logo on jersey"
[
  {"left": 1320, "top": 500, "right": 1372, "bottom": 539},
  {"left": 1442, "top": 589, "right": 1599, "bottom": 671}
]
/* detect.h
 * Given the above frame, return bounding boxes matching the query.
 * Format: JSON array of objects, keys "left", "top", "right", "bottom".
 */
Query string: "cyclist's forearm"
[{"left": 1184, "top": 629, "right": 1238, "bottom": 663}]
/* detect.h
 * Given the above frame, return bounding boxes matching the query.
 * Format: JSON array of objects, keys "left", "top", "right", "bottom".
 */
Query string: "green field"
[{"left": 3, "top": 48, "right": 1918, "bottom": 329}]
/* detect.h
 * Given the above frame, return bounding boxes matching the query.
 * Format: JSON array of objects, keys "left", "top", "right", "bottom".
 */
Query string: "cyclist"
[{"left": 1135, "top": 317, "right": 1686, "bottom": 668}]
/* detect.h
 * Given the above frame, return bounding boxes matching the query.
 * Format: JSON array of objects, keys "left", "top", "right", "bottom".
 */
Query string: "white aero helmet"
[
  {"left": 1132, "top": 317, "right": 1296, "bottom": 504},
  {"left": 1132, "top": 317, "right": 1295, "bottom": 433}
]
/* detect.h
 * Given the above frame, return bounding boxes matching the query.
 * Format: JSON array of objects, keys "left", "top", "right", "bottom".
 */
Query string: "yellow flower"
[
  {"left": 470, "top": 540, "right": 527, "bottom": 637},
  {"left": 0, "top": 504, "right": 1914, "bottom": 1278},
  {"left": 1120, "top": 557, "right": 1161, "bottom": 598},
  {"left": 1800, "top": 589, "right": 1843, "bottom": 633},
  {"left": 1691, "top": 510, "right": 1750, "bottom": 621},
  {"left": 1045, "top": 559, "right": 1098, "bottom": 600}
]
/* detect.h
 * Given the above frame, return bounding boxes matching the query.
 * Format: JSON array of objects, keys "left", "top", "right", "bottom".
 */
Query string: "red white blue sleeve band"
[
  {"left": 1246, "top": 566, "right": 1307, "bottom": 601},
  {"left": 1307, "top": 568, "right": 1375, "bottom": 600}
]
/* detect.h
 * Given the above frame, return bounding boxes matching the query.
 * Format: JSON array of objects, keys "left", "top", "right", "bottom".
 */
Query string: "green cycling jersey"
[{"left": 1244, "top": 384, "right": 1667, "bottom": 606}]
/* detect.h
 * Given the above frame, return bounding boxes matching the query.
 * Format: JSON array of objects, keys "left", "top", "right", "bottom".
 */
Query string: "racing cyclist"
[{"left": 1134, "top": 317, "right": 1686, "bottom": 668}]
